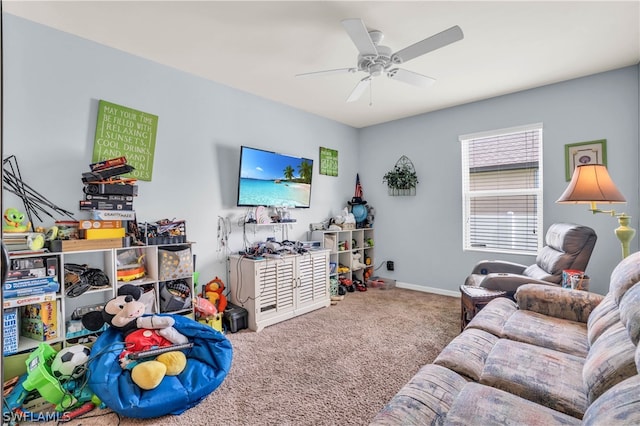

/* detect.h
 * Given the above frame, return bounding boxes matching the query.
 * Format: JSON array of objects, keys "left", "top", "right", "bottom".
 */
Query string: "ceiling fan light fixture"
[
  {"left": 370, "top": 63, "right": 384, "bottom": 77},
  {"left": 298, "top": 18, "right": 464, "bottom": 103}
]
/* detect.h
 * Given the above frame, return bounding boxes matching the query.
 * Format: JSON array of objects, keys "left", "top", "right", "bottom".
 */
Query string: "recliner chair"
[{"left": 464, "top": 223, "right": 597, "bottom": 298}]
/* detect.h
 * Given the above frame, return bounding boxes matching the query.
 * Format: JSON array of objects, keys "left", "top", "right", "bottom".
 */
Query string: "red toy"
[{"left": 194, "top": 296, "right": 218, "bottom": 317}]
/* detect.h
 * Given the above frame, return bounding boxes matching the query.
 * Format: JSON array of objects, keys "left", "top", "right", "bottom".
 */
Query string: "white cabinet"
[
  {"left": 228, "top": 250, "right": 330, "bottom": 332},
  {"left": 310, "top": 228, "right": 375, "bottom": 285}
]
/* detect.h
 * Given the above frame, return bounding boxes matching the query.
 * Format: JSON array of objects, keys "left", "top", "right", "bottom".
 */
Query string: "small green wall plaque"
[
  {"left": 319, "top": 147, "right": 338, "bottom": 177},
  {"left": 92, "top": 100, "right": 158, "bottom": 181}
]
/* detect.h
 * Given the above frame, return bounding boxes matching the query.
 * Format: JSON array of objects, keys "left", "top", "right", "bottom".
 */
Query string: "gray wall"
[
  {"left": 359, "top": 66, "right": 640, "bottom": 295},
  {"left": 2, "top": 15, "right": 358, "bottom": 285},
  {"left": 3, "top": 14, "right": 639, "bottom": 295}
]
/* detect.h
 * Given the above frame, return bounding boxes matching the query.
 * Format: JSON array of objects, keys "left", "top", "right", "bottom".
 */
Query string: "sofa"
[{"left": 370, "top": 250, "right": 640, "bottom": 425}]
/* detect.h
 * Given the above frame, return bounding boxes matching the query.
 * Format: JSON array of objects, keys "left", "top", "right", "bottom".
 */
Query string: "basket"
[{"left": 339, "top": 223, "right": 355, "bottom": 230}]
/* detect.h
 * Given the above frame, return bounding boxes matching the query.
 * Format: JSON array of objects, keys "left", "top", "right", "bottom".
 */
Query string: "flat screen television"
[{"left": 237, "top": 146, "right": 313, "bottom": 208}]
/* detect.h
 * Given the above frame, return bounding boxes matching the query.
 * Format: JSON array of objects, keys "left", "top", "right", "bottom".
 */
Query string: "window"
[{"left": 460, "top": 123, "right": 543, "bottom": 255}]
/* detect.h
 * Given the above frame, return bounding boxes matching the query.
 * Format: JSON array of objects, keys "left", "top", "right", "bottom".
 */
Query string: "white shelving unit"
[
  {"left": 228, "top": 250, "right": 330, "bottom": 332},
  {"left": 310, "top": 227, "right": 374, "bottom": 284},
  {"left": 3, "top": 243, "right": 195, "bottom": 359}
]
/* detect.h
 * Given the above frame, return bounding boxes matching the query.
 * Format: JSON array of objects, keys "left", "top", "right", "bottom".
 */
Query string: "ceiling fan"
[{"left": 297, "top": 19, "right": 464, "bottom": 102}]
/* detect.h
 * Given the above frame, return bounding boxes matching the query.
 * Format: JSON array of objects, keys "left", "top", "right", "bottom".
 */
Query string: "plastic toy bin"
[
  {"left": 22, "top": 343, "right": 75, "bottom": 411},
  {"left": 223, "top": 303, "right": 248, "bottom": 333}
]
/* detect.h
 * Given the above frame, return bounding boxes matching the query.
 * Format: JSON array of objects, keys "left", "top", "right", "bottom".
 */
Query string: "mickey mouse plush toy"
[{"left": 82, "top": 284, "right": 190, "bottom": 390}]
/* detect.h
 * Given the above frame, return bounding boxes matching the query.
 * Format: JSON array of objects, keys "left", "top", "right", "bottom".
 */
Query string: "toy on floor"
[
  {"left": 204, "top": 276, "right": 228, "bottom": 313},
  {"left": 3, "top": 343, "right": 99, "bottom": 423},
  {"left": 86, "top": 313, "right": 233, "bottom": 419},
  {"left": 51, "top": 344, "right": 91, "bottom": 380},
  {"left": 81, "top": 284, "right": 189, "bottom": 390}
]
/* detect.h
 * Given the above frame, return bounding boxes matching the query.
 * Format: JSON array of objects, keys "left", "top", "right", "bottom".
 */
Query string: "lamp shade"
[{"left": 557, "top": 164, "right": 626, "bottom": 204}]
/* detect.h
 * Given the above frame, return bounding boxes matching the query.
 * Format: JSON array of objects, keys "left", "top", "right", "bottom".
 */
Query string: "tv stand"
[{"left": 228, "top": 250, "right": 330, "bottom": 331}]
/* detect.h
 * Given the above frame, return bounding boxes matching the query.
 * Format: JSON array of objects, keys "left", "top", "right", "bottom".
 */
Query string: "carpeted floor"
[{"left": 42, "top": 287, "right": 459, "bottom": 426}]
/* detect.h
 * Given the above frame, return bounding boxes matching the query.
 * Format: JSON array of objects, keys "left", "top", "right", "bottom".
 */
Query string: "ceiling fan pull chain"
[{"left": 369, "top": 81, "right": 373, "bottom": 107}]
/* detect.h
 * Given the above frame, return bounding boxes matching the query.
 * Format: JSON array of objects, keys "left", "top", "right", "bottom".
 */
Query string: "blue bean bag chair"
[{"left": 86, "top": 315, "right": 233, "bottom": 419}]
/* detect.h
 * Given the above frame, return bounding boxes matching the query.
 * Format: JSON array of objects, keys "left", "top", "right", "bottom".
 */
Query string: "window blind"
[{"left": 461, "top": 124, "right": 543, "bottom": 255}]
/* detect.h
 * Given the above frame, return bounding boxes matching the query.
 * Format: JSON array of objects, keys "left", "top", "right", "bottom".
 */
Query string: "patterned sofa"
[{"left": 371, "top": 251, "right": 640, "bottom": 425}]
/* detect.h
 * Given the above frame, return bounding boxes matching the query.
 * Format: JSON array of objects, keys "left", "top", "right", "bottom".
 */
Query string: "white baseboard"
[{"left": 395, "top": 281, "right": 460, "bottom": 298}]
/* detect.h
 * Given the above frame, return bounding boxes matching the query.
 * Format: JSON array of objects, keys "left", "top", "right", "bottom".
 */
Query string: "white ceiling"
[{"left": 4, "top": 1, "right": 640, "bottom": 128}]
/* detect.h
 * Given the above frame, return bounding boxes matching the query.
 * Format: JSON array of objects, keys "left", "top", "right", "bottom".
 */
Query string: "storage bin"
[{"left": 223, "top": 303, "right": 248, "bottom": 333}]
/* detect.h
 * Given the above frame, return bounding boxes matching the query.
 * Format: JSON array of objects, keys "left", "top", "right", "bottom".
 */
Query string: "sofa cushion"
[
  {"left": 587, "top": 293, "right": 620, "bottom": 346},
  {"left": 502, "top": 310, "right": 588, "bottom": 357},
  {"left": 433, "top": 329, "right": 499, "bottom": 381},
  {"left": 515, "top": 284, "right": 603, "bottom": 324},
  {"left": 370, "top": 364, "right": 468, "bottom": 426},
  {"left": 609, "top": 252, "right": 640, "bottom": 305},
  {"left": 582, "top": 374, "right": 640, "bottom": 426},
  {"left": 465, "top": 297, "right": 517, "bottom": 337},
  {"left": 619, "top": 282, "right": 640, "bottom": 345},
  {"left": 444, "top": 383, "right": 581, "bottom": 425},
  {"left": 481, "top": 339, "right": 587, "bottom": 418},
  {"left": 583, "top": 321, "right": 637, "bottom": 404}
]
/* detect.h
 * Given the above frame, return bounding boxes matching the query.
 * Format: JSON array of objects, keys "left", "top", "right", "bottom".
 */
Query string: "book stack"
[
  {"left": 2, "top": 232, "right": 31, "bottom": 252},
  {"left": 3, "top": 256, "right": 60, "bottom": 307},
  {"left": 78, "top": 156, "right": 138, "bottom": 237}
]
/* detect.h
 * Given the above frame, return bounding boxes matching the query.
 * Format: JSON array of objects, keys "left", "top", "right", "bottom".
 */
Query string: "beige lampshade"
[{"left": 557, "top": 164, "right": 626, "bottom": 203}]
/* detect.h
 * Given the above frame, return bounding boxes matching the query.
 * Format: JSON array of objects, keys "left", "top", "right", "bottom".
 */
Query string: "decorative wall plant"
[{"left": 383, "top": 155, "right": 418, "bottom": 196}]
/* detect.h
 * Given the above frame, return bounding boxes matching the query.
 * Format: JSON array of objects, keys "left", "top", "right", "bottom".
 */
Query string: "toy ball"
[{"left": 51, "top": 345, "right": 91, "bottom": 380}]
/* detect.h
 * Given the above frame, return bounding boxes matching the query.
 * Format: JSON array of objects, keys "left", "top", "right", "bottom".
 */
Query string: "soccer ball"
[{"left": 51, "top": 345, "right": 91, "bottom": 380}]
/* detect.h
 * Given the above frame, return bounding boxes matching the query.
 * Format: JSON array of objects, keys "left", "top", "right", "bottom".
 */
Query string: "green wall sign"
[
  {"left": 92, "top": 100, "right": 158, "bottom": 181},
  {"left": 319, "top": 147, "right": 338, "bottom": 177}
]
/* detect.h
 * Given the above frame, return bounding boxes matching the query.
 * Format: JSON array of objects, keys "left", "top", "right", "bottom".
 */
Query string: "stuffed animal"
[
  {"left": 352, "top": 253, "right": 367, "bottom": 271},
  {"left": 204, "top": 277, "right": 228, "bottom": 313},
  {"left": 3, "top": 208, "right": 31, "bottom": 232},
  {"left": 81, "top": 284, "right": 189, "bottom": 390}
]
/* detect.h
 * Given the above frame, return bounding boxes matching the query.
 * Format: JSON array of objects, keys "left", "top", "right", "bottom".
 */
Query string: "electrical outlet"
[{"left": 386, "top": 261, "right": 394, "bottom": 271}]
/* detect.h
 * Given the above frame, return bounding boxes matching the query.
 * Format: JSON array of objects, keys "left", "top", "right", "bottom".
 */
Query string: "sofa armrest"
[
  {"left": 478, "top": 274, "right": 554, "bottom": 293},
  {"left": 469, "top": 260, "right": 528, "bottom": 275},
  {"left": 515, "top": 283, "right": 604, "bottom": 323}
]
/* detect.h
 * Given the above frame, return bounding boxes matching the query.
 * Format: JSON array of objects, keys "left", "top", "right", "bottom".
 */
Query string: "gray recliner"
[{"left": 465, "top": 223, "right": 597, "bottom": 298}]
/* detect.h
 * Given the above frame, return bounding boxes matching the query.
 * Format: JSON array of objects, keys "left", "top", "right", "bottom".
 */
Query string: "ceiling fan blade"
[
  {"left": 391, "top": 25, "right": 464, "bottom": 64},
  {"left": 346, "top": 76, "right": 371, "bottom": 102},
  {"left": 341, "top": 18, "right": 378, "bottom": 59},
  {"left": 296, "top": 68, "right": 357, "bottom": 77},
  {"left": 387, "top": 68, "right": 435, "bottom": 88}
]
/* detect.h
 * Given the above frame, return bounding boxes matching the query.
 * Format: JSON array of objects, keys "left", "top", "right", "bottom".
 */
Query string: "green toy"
[
  {"left": 22, "top": 343, "right": 76, "bottom": 411},
  {"left": 3, "top": 208, "right": 31, "bottom": 232}
]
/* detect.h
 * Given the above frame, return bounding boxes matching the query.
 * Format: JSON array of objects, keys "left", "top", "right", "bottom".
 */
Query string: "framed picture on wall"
[
  {"left": 564, "top": 139, "right": 607, "bottom": 181},
  {"left": 319, "top": 147, "right": 338, "bottom": 176}
]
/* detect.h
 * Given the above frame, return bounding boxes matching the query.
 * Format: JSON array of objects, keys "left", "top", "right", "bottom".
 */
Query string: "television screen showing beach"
[{"left": 238, "top": 147, "right": 313, "bottom": 207}]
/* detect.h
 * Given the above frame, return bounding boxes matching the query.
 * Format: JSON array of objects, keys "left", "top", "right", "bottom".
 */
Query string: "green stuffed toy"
[{"left": 3, "top": 207, "right": 30, "bottom": 232}]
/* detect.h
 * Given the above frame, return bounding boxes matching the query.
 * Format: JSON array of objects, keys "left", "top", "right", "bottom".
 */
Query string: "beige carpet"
[{"left": 45, "top": 288, "right": 459, "bottom": 426}]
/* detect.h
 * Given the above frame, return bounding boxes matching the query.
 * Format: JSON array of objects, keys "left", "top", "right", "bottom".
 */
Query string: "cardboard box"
[
  {"left": 3, "top": 308, "right": 19, "bottom": 355},
  {"left": 81, "top": 227, "right": 126, "bottom": 240},
  {"left": 90, "top": 210, "right": 136, "bottom": 221},
  {"left": 3, "top": 293, "right": 56, "bottom": 309},
  {"left": 79, "top": 220, "right": 123, "bottom": 230},
  {"left": 20, "top": 301, "right": 57, "bottom": 341},
  {"left": 49, "top": 238, "right": 123, "bottom": 252}
]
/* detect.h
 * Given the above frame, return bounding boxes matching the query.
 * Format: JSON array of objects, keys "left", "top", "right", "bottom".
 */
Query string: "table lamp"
[{"left": 557, "top": 164, "right": 636, "bottom": 259}]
